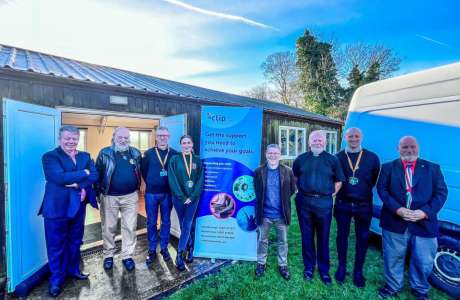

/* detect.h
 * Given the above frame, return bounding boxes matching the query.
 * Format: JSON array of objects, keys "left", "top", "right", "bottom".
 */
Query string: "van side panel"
[{"left": 344, "top": 101, "right": 460, "bottom": 233}]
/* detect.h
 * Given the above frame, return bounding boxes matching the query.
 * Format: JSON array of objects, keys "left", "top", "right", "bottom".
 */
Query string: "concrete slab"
[{"left": 8, "top": 235, "right": 229, "bottom": 300}]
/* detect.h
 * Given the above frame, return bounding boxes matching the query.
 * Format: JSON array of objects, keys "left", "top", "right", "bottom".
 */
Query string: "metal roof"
[{"left": 0, "top": 44, "right": 339, "bottom": 124}]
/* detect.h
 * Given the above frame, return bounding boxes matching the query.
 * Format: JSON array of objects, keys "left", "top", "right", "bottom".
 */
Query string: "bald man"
[
  {"left": 293, "top": 130, "right": 345, "bottom": 286},
  {"left": 377, "top": 136, "right": 447, "bottom": 300},
  {"left": 95, "top": 127, "right": 142, "bottom": 272},
  {"left": 334, "top": 128, "right": 380, "bottom": 288}
]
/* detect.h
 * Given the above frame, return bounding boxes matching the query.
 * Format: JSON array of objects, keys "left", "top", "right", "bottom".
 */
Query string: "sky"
[{"left": 0, "top": 0, "right": 459, "bottom": 94}]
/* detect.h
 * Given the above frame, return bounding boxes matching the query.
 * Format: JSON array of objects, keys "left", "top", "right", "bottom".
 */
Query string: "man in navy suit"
[
  {"left": 40, "top": 125, "right": 98, "bottom": 297},
  {"left": 377, "top": 136, "right": 448, "bottom": 300}
]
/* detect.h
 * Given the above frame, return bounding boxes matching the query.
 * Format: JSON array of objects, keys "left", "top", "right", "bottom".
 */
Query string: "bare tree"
[
  {"left": 334, "top": 42, "right": 401, "bottom": 82},
  {"left": 261, "top": 51, "right": 299, "bottom": 106},
  {"left": 242, "top": 83, "right": 274, "bottom": 101}
]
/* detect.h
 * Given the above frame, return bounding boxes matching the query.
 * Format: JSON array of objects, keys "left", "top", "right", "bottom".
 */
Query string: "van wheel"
[{"left": 429, "top": 245, "right": 460, "bottom": 298}]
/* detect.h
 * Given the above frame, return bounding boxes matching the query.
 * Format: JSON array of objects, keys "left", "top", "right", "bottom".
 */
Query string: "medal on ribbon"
[
  {"left": 182, "top": 152, "right": 194, "bottom": 188},
  {"left": 346, "top": 150, "right": 363, "bottom": 186},
  {"left": 155, "top": 147, "right": 170, "bottom": 177}
]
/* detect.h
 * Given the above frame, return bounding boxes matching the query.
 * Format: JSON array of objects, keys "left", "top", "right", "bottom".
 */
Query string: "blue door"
[
  {"left": 3, "top": 99, "right": 61, "bottom": 292},
  {"left": 160, "top": 114, "right": 187, "bottom": 152},
  {"left": 160, "top": 114, "right": 187, "bottom": 237}
]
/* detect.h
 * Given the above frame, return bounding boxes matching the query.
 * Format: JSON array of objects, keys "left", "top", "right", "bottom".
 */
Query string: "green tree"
[
  {"left": 296, "top": 30, "right": 341, "bottom": 115},
  {"left": 347, "top": 64, "right": 364, "bottom": 89},
  {"left": 363, "top": 61, "right": 381, "bottom": 83}
]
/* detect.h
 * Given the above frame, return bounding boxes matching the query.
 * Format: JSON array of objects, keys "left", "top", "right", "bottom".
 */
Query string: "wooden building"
[{"left": 0, "top": 44, "right": 341, "bottom": 293}]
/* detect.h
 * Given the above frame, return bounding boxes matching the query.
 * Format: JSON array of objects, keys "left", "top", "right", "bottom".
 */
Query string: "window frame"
[
  {"left": 129, "top": 130, "right": 151, "bottom": 153},
  {"left": 279, "top": 126, "right": 306, "bottom": 160},
  {"left": 324, "top": 130, "right": 338, "bottom": 154},
  {"left": 76, "top": 128, "right": 87, "bottom": 152}
]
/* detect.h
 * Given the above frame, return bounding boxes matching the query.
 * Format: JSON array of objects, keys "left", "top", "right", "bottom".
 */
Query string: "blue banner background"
[{"left": 194, "top": 106, "right": 262, "bottom": 261}]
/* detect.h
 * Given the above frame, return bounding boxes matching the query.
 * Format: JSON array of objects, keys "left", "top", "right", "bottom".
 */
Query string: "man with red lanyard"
[{"left": 377, "top": 136, "right": 448, "bottom": 300}]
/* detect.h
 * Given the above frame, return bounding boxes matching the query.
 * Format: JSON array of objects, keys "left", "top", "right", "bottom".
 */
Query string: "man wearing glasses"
[{"left": 141, "top": 126, "right": 178, "bottom": 264}]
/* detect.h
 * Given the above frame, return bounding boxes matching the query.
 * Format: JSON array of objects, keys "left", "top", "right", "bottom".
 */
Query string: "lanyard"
[
  {"left": 155, "top": 147, "right": 169, "bottom": 170},
  {"left": 345, "top": 150, "right": 363, "bottom": 177},
  {"left": 182, "top": 152, "right": 193, "bottom": 180}
]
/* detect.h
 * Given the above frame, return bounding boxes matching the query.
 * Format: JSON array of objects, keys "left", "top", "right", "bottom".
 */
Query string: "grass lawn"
[{"left": 169, "top": 205, "right": 453, "bottom": 300}]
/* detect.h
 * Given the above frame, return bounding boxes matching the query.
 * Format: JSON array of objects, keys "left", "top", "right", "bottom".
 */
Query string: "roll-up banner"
[{"left": 194, "top": 106, "right": 263, "bottom": 261}]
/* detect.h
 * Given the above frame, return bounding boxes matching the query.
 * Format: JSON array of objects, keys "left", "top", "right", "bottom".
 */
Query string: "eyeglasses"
[{"left": 157, "top": 135, "right": 169, "bottom": 138}]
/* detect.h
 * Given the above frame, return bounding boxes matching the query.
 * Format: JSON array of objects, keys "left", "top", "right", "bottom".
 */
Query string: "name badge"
[
  {"left": 187, "top": 180, "right": 194, "bottom": 188},
  {"left": 160, "top": 169, "right": 168, "bottom": 177},
  {"left": 192, "top": 163, "right": 197, "bottom": 170}
]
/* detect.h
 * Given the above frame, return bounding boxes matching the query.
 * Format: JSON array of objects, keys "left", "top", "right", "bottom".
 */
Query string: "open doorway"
[{"left": 62, "top": 111, "right": 160, "bottom": 246}]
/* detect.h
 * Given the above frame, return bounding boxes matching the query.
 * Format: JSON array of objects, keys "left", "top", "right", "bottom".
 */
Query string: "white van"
[{"left": 343, "top": 62, "right": 460, "bottom": 298}]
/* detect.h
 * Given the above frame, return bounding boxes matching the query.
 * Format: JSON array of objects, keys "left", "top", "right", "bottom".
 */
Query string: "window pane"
[
  {"left": 288, "top": 129, "right": 296, "bottom": 157},
  {"left": 130, "top": 131, "right": 139, "bottom": 149},
  {"left": 139, "top": 132, "right": 149, "bottom": 151},
  {"left": 297, "top": 129, "right": 304, "bottom": 155},
  {"left": 77, "top": 129, "right": 86, "bottom": 152},
  {"left": 280, "top": 129, "right": 287, "bottom": 156}
]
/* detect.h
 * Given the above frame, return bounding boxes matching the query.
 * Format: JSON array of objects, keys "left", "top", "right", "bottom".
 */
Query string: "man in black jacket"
[
  {"left": 334, "top": 127, "right": 380, "bottom": 288},
  {"left": 95, "top": 127, "right": 142, "bottom": 272},
  {"left": 254, "top": 144, "right": 296, "bottom": 280},
  {"left": 377, "top": 136, "right": 448, "bottom": 300}
]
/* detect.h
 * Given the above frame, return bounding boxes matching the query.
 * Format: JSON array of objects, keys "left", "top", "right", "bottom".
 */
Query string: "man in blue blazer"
[
  {"left": 377, "top": 136, "right": 448, "bottom": 300},
  {"left": 40, "top": 125, "right": 98, "bottom": 297}
]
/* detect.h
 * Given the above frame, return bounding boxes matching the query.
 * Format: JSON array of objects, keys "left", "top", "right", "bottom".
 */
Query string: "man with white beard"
[
  {"left": 377, "top": 136, "right": 447, "bottom": 300},
  {"left": 293, "top": 130, "right": 345, "bottom": 286},
  {"left": 95, "top": 127, "right": 142, "bottom": 272}
]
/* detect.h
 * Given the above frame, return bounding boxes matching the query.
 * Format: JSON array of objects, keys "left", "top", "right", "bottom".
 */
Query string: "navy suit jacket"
[
  {"left": 377, "top": 158, "right": 448, "bottom": 237},
  {"left": 39, "top": 147, "right": 99, "bottom": 219}
]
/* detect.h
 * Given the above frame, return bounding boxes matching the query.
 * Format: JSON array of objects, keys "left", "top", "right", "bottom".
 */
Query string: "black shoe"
[
  {"left": 176, "top": 251, "right": 185, "bottom": 271},
  {"left": 320, "top": 273, "right": 332, "bottom": 286},
  {"left": 255, "top": 263, "right": 266, "bottom": 278},
  {"left": 48, "top": 285, "right": 61, "bottom": 298},
  {"left": 185, "top": 248, "right": 194, "bottom": 263},
  {"left": 353, "top": 271, "right": 366, "bottom": 288},
  {"left": 146, "top": 251, "right": 156, "bottom": 265},
  {"left": 103, "top": 257, "right": 113, "bottom": 270},
  {"left": 378, "top": 285, "right": 398, "bottom": 299},
  {"left": 303, "top": 269, "right": 314, "bottom": 281},
  {"left": 69, "top": 271, "right": 89, "bottom": 280},
  {"left": 335, "top": 265, "right": 346, "bottom": 284},
  {"left": 278, "top": 266, "right": 290, "bottom": 280},
  {"left": 160, "top": 248, "right": 171, "bottom": 262},
  {"left": 122, "top": 258, "right": 136, "bottom": 272},
  {"left": 411, "top": 289, "right": 430, "bottom": 300}
]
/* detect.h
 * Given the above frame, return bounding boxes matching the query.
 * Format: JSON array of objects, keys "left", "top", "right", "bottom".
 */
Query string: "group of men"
[
  {"left": 40, "top": 123, "right": 447, "bottom": 300},
  {"left": 254, "top": 128, "right": 447, "bottom": 300},
  {"left": 40, "top": 125, "right": 179, "bottom": 297}
]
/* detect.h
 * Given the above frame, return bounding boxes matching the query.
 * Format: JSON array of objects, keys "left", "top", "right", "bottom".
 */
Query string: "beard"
[
  {"left": 114, "top": 143, "right": 129, "bottom": 152},
  {"left": 401, "top": 155, "right": 418, "bottom": 162},
  {"left": 311, "top": 146, "right": 324, "bottom": 156}
]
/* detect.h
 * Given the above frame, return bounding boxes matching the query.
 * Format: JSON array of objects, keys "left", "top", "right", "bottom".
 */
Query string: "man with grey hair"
[
  {"left": 377, "top": 136, "right": 447, "bottom": 300},
  {"left": 95, "top": 127, "right": 142, "bottom": 272},
  {"left": 254, "top": 144, "right": 296, "bottom": 280},
  {"left": 141, "top": 126, "right": 178, "bottom": 265},
  {"left": 293, "top": 130, "right": 345, "bottom": 286},
  {"left": 334, "top": 127, "right": 380, "bottom": 288},
  {"left": 40, "top": 125, "right": 98, "bottom": 297}
]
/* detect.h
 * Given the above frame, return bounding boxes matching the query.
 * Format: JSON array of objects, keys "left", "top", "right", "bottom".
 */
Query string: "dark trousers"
[
  {"left": 44, "top": 202, "right": 86, "bottom": 286},
  {"left": 172, "top": 197, "right": 200, "bottom": 252},
  {"left": 333, "top": 198, "right": 372, "bottom": 273},
  {"left": 295, "top": 194, "right": 333, "bottom": 275},
  {"left": 145, "top": 193, "right": 172, "bottom": 252}
]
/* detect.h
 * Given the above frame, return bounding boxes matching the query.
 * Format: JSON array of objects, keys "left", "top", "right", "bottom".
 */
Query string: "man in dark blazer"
[
  {"left": 254, "top": 144, "right": 296, "bottom": 280},
  {"left": 40, "top": 125, "right": 98, "bottom": 297},
  {"left": 377, "top": 136, "right": 448, "bottom": 300}
]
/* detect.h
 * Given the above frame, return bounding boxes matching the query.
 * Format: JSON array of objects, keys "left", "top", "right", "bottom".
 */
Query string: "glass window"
[
  {"left": 130, "top": 130, "right": 150, "bottom": 153},
  {"left": 77, "top": 129, "right": 87, "bottom": 152},
  {"left": 279, "top": 126, "right": 306, "bottom": 159},
  {"left": 325, "top": 131, "right": 338, "bottom": 154}
]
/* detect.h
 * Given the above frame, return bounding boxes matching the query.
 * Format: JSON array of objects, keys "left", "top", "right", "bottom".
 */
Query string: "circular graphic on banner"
[
  {"left": 232, "top": 175, "right": 256, "bottom": 202},
  {"left": 236, "top": 206, "right": 257, "bottom": 232},
  {"left": 210, "top": 193, "right": 236, "bottom": 219}
]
